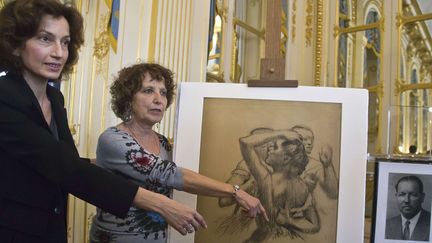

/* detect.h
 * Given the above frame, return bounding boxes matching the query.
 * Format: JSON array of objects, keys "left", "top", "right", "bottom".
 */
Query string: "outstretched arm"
[
  {"left": 132, "top": 187, "right": 207, "bottom": 235},
  {"left": 218, "top": 161, "right": 253, "bottom": 207}
]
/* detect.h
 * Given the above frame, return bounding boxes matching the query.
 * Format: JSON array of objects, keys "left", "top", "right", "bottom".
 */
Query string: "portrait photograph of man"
[{"left": 385, "top": 174, "right": 432, "bottom": 241}]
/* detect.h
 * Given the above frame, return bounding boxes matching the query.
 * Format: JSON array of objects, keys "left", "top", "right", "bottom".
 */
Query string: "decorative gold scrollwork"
[
  {"left": 305, "top": 0, "right": 313, "bottom": 47},
  {"left": 69, "top": 124, "right": 77, "bottom": 135},
  {"left": 314, "top": 0, "right": 323, "bottom": 86},
  {"left": 291, "top": 0, "right": 297, "bottom": 43},
  {"left": 69, "top": 124, "right": 80, "bottom": 145},
  {"left": 216, "top": 0, "right": 227, "bottom": 22},
  {"left": 93, "top": 13, "right": 110, "bottom": 60},
  {"left": 93, "top": 30, "right": 110, "bottom": 59}
]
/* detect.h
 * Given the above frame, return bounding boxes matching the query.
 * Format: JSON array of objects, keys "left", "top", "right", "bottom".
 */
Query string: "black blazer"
[
  {"left": 0, "top": 72, "right": 139, "bottom": 242},
  {"left": 385, "top": 209, "right": 431, "bottom": 241}
]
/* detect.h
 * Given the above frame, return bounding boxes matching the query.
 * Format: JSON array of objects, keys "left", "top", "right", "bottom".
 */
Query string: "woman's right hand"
[
  {"left": 234, "top": 189, "right": 269, "bottom": 222},
  {"left": 133, "top": 187, "right": 207, "bottom": 235},
  {"left": 157, "top": 197, "right": 207, "bottom": 235}
]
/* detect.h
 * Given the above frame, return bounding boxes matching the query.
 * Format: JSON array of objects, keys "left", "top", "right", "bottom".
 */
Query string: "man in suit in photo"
[{"left": 385, "top": 175, "right": 431, "bottom": 241}]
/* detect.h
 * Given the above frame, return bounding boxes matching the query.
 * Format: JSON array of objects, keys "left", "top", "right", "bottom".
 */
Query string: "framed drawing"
[
  {"left": 171, "top": 83, "right": 368, "bottom": 243},
  {"left": 372, "top": 158, "right": 432, "bottom": 243}
]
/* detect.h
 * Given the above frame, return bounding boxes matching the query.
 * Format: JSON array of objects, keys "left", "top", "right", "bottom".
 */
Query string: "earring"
[
  {"left": 124, "top": 103, "right": 132, "bottom": 121},
  {"left": 125, "top": 113, "right": 132, "bottom": 122}
]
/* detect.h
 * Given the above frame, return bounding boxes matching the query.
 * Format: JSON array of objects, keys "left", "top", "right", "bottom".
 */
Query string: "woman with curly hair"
[{"left": 89, "top": 63, "right": 268, "bottom": 243}]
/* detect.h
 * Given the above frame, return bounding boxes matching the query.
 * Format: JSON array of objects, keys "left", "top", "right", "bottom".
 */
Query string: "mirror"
[
  {"left": 232, "top": 0, "right": 264, "bottom": 82},
  {"left": 337, "top": 28, "right": 382, "bottom": 153},
  {"left": 207, "top": 0, "right": 225, "bottom": 82},
  {"left": 337, "top": 29, "right": 381, "bottom": 88},
  {"left": 397, "top": 90, "right": 432, "bottom": 154},
  {"left": 336, "top": 1, "right": 383, "bottom": 153},
  {"left": 396, "top": 1, "right": 432, "bottom": 154},
  {"left": 403, "top": 0, "right": 432, "bottom": 17}
]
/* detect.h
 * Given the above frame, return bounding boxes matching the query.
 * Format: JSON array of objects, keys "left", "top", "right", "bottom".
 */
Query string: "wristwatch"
[{"left": 232, "top": 184, "right": 240, "bottom": 197}]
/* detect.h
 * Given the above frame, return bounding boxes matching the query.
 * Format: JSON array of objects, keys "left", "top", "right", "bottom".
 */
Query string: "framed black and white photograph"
[
  {"left": 373, "top": 159, "right": 432, "bottom": 243},
  {"left": 171, "top": 82, "right": 368, "bottom": 243}
]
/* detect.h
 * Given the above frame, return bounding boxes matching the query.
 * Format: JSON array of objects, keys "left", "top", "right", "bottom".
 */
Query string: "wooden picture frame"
[
  {"left": 171, "top": 83, "right": 368, "bottom": 243},
  {"left": 372, "top": 157, "right": 432, "bottom": 242}
]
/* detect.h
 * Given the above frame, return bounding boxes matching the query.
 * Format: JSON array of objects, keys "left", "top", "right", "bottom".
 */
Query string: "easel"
[{"left": 248, "top": 0, "right": 298, "bottom": 87}]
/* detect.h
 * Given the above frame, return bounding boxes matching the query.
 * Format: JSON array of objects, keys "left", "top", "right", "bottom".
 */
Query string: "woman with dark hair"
[
  {"left": 89, "top": 63, "right": 268, "bottom": 243},
  {"left": 0, "top": 1, "right": 266, "bottom": 242},
  {"left": 0, "top": 0, "right": 83, "bottom": 76}
]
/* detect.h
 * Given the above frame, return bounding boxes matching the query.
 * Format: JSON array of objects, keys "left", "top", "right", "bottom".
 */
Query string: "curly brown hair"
[
  {"left": 110, "top": 63, "right": 176, "bottom": 121},
  {"left": 0, "top": 0, "right": 84, "bottom": 78}
]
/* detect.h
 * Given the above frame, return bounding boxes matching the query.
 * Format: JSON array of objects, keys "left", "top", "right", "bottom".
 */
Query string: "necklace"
[{"left": 126, "top": 123, "right": 160, "bottom": 154}]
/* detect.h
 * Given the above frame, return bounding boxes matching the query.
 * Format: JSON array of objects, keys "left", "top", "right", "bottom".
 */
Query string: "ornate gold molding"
[
  {"left": 396, "top": 13, "right": 403, "bottom": 28},
  {"left": 206, "top": 72, "right": 225, "bottom": 83},
  {"left": 93, "top": 13, "right": 110, "bottom": 60},
  {"left": 314, "top": 0, "right": 323, "bottom": 86},
  {"left": 368, "top": 82, "right": 384, "bottom": 100},
  {"left": 397, "top": 80, "right": 432, "bottom": 93},
  {"left": 93, "top": 13, "right": 110, "bottom": 76},
  {"left": 0, "top": 0, "right": 5, "bottom": 9},
  {"left": 335, "top": 20, "right": 381, "bottom": 35},
  {"left": 93, "top": 30, "right": 110, "bottom": 60},
  {"left": 395, "top": 78, "right": 404, "bottom": 96},
  {"left": 351, "top": 0, "right": 357, "bottom": 24},
  {"left": 216, "top": 0, "right": 227, "bottom": 22},
  {"left": 147, "top": 0, "right": 159, "bottom": 62},
  {"left": 281, "top": 8, "right": 288, "bottom": 56},
  {"left": 291, "top": 0, "right": 296, "bottom": 43},
  {"left": 230, "top": 28, "right": 240, "bottom": 82},
  {"left": 69, "top": 124, "right": 80, "bottom": 145},
  {"left": 397, "top": 12, "right": 432, "bottom": 27},
  {"left": 305, "top": 0, "right": 313, "bottom": 47}
]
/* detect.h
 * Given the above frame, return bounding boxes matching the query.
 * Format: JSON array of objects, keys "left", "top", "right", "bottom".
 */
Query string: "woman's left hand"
[{"left": 234, "top": 189, "right": 269, "bottom": 221}]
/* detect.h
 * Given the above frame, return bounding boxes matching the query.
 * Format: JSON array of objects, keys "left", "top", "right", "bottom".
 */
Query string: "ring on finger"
[{"left": 185, "top": 224, "right": 194, "bottom": 233}]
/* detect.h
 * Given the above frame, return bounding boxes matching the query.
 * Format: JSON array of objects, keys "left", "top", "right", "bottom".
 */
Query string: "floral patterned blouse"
[{"left": 89, "top": 127, "right": 183, "bottom": 243}]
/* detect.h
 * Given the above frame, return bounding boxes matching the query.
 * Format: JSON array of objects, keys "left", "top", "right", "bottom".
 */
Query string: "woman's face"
[
  {"left": 15, "top": 15, "right": 70, "bottom": 83},
  {"left": 131, "top": 73, "right": 168, "bottom": 126}
]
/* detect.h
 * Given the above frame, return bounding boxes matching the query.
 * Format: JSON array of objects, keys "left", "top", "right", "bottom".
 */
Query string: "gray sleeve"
[
  {"left": 151, "top": 161, "right": 184, "bottom": 191},
  {"left": 96, "top": 129, "right": 184, "bottom": 190}
]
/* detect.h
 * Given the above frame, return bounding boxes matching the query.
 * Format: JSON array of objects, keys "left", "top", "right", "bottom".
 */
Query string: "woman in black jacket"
[{"left": 0, "top": 1, "right": 266, "bottom": 242}]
